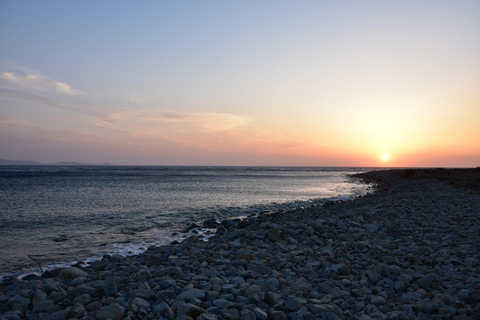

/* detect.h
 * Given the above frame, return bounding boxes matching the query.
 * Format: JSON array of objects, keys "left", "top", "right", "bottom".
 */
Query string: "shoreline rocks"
[{"left": 1, "top": 170, "right": 480, "bottom": 319}]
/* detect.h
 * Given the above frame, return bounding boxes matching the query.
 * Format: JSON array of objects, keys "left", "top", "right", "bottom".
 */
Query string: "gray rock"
[
  {"left": 267, "top": 228, "right": 281, "bottom": 242},
  {"left": 371, "top": 296, "right": 385, "bottom": 306},
  {"left": 268, "top": 311, "right": 287, "bottom": 320},
  {"left": 58, "top": 267, "right": 88, "bottom": 280},
  {"left": 74, "top": 284, "right": 99, "bottom": 297},
  {"left": 241, "top": 309, "right": 256, "bottom": 320},
  {"left": 226, "top": 230, "right": 247, "bottom": 241},
  {"left": 213, "top": 298, "right": 235, "bottom": 309},
  {"left": 32, "top": 300, "right": 54, "bottom": 313},
  {"left": 132, "top": 297, "right": 151, "bottom": 309},
  {"left": 7, "top": 295, "right": 31, "bottom": 310},
  {"left": 32, "top": 289, "right": 47, "bottom": 305},
  {"left": 393, "top": 281, "right": 405, "bottom": 293},
  {"left": 72, "top": 293, "right": 91, "bottom": 305},
  {"left": 48, "top": 309, "right": 69, "bottom": 320},
  {"left": 103, "top": 277, "right": 118, "bottom": 296},
  {"left": 365, "top": 223, "right": 379, "bottom": 232},
  {"left": 285, "top": 298, "right": 303, "bottom": 311},
  {"left": 177, "top": 288, "right": 206, "bottom": 301},
  {"left": 176, "top": 303, "right": 206, "bottom": 317},
  {"left": 264, "top": 291, "right": 282, "bottom": 306},
  {"left": 339, "top": 264, "right": 353, "bottom": 276},
  {"left": 96, "top": 303, "right": 124, "bottom": 320},
  {"left": 254, "top": 308, "right": 268, "bottom": 320},
  {"left": 417, "top": 274, "right": 436, "bottom": 288},
  {"left": 198, "top": 314, "right": 219, "bottom": 320}
]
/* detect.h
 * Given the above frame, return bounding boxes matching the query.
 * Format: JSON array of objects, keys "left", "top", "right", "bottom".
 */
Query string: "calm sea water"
[{"left": 0, "top": 166, "right": 371, "bottom": 277}]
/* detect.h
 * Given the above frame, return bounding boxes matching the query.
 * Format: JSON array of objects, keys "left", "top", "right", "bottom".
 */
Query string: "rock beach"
[{"left": 1, "top": 169, "right": 480, "bottom": 319}]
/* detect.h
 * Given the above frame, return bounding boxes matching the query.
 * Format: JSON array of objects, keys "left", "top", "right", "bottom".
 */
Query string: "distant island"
[{"left": 0, "top": 159, "right": 114, "bottom": 166}]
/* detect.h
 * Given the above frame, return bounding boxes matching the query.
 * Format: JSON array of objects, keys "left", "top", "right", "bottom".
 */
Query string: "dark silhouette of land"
[{"left": 356, "top": 167, "right": 480, "bottom": 194}]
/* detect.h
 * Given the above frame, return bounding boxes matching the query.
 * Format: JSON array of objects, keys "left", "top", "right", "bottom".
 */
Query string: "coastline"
[{"left": 1, "top": 169, "right": 480, "bottom": 319}]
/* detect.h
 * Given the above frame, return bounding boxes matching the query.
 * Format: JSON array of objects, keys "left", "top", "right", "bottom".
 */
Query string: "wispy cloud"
[
  {"left": 0, "top": 87, "right": 68, "bottom": 110},
  {"left": 0, "top": 70, "right": 85, "bottom": 95},
  {"left": 98, "top": 111, "right": 252, "bottom": 132}
]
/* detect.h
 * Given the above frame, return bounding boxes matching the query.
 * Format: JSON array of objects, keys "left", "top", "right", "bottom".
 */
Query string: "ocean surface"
[{"left": 0, "top": 166, "right": 372, "bottom": 278}]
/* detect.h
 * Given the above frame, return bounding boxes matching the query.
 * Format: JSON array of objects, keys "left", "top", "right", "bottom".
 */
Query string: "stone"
[
  {"left": 267, "top": 228, "right": 281, "bottom": 242},
  {"left": 268, "top": 311, "right": 288, "bottom": 320},
  {"left": 73, "top": 293, "right": 91, "bottom": 305},
  {"left": 96, "top": 303, "right": 124, "bottom": 320},
  {"left": 339, "top": 264, "right": 353, "bottom": 276},
  {"left": 32, "top": 289, "right": 47, "bottom": 305},
  {"left": 417, "top": 274, "right": 436, "bottom": 288},
  {"left": 365, "top": 223, "right": 379, "bottom": 232},
  {"left": 241, "top": 309, "right": 256, "bottom": 320},
  {"left": 103, "top": 277, "right": 118, "bottom": 296},
  {"left": 7, "top": 295, "right": 30, "bottom": 310},
  {"left": 285, "top": 298, "right": 303, "bottom": 311},
  {"left": 264, "top": 291, "right": 282, "bottom": 306},
  {"left": 132, "top": 297, "right": 151, "bottom": 309},
  {"left": 177, "top": 288, "right": 206, "bottom": 301},
  {"left": 176, "top": 303, "right": 206, "bottom": 317},
  {"left": 393, "top": 281, "right": 405, "bottom": 293},
  {"left": 371, "top": 296, "right": 385, "bottom": 306},
  {"left": 226, "top": 229, "right": 247, "bottom": 241},
  {"left": 58, "top": 267, "right": 88, "bottom": 280},
  {"left": 254, "top": 307, "right": 268, "bottom": 320}
]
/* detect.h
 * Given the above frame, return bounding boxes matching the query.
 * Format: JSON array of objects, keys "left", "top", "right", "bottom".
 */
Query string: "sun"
[{"left": 381, "top": 154, "right": 390, "bottom": 161}]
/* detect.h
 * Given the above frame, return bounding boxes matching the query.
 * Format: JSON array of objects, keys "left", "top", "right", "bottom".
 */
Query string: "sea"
[{"left": 0, "top": 166, "right": 373, "bottom": 278}]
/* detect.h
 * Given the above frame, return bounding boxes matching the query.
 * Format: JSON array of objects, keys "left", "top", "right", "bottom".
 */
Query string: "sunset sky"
[{"left": 1, "top": 1, "right": 479, "bottom": 167}]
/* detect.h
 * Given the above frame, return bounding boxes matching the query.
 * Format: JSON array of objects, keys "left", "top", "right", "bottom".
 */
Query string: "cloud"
[
  {"left": 0, "top": 70, "right": 85, "bottom": 95},
  {"left": 98, "top": 111, "right": 252, "bottom": 132},
  {"left": 0, "top": 86, "right": 68, "bottom": 110},
  {"left": 0, "top": 86, "right": 102, "bottom": 117}
]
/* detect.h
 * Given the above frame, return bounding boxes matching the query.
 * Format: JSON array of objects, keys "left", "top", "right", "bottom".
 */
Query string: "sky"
[{"left": 1, "top": 1, "right": 479, "bottom": 167}]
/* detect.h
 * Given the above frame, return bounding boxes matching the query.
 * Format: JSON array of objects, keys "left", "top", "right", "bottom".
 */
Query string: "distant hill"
[{"left": 0, "top": 159, "right": 114, "bottom": 166}]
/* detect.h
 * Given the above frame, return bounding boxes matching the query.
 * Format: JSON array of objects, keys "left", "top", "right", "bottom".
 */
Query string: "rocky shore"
[{"left": 1, "top": 169, "right": 480, "bottom": 320}]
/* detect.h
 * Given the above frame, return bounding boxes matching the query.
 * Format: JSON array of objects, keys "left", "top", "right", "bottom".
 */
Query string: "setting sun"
[{"left": 381, "top": 154, "right": 390, "bottom": 162}]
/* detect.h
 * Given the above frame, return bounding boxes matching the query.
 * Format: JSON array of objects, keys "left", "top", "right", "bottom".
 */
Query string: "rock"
[
  {"left": 268, "top": 311, "right": 287, "bottom": 320},
  {"left": 264, "top": 291, "right": 282, "bottom": 306},
  {"left": 471, "top": 290, "right": 480, "bottom": 301},
  {"left": 70, "top": 303, "right": 87, "bottom": 318},
  {"left": 213, "top": 299, "right": 235, "bottom": 309},
  {"left": 103, "top": 277, "right": 118, "bottom": 296},
  {"left": 203, "top": 219, "right": 219, "bottom": 228},
  {"left": 365, "top": 223, "right": 379, "bottom": 232},
  {"left": 132, "top": 297, "right": 151, "bottom": 309},
  {"left": 291, "top": 280, "right": 312, "bottom": 295},
  {"left": 371, "top": 296, "right": 385, "bottom": 306},
  {"left": 198, "top": 314, "right": 219, "bottom": 320},
  {"left": 267, "top": 228, "right": 281, "bottom": 242},
  {"left": 58, "top": 267, "right": 88, "bottom": 280},
  {"left": 285, "top": 298, "right": 303, "bottom": 311},
  {"left": 339, "top": 264, "right": 353, "bottom": 276},
  {"left": 176, "top": 303, "right": 206, "bottom": 317},
  {"left": 73, "top": 293, "right": 91, "bottom": 305},
  {"left": 96, "top": 303, "right": 124, "bottom": 320},
  {"left": 417, "top": 274, "right": 436, "bottom": 288},
  {"left": 254, "top": 307, "right": 268, "bottom": 320},
  {"left": 226, "top": 229, "right": 247, "bottom": 241},
  {"left": 241, "top": 309, "right": 256, "bottom": 320},
  {"left": 7, "top": 295, "right": 30, "bottom": 310},
  {"left": 32, "top": 289, "right": 47, "bottom": 305},
  {"left": 393, "top": 281, "right": 405, "bottom": 293},
  {"left": 311, "top": 220, "right": 323, "bottom": 231},
  {"left": 74, "top": 284, "right": 99, "bottom": 297},
  {"left": 177, "top": 288, "right": 206, "bottom": 301}
]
